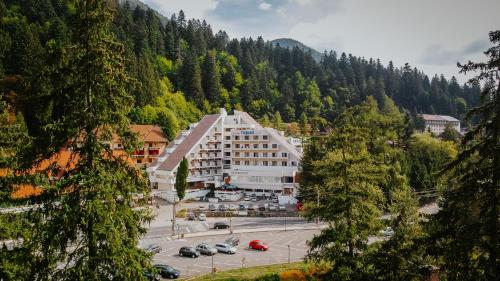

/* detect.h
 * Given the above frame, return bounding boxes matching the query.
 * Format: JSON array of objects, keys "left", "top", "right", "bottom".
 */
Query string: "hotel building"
[
  {"left": 147, "top": 109, "right": 302, "bottom": 201},
  {"left": 421, "top": 114, "right": 460, "bottom": 135}
]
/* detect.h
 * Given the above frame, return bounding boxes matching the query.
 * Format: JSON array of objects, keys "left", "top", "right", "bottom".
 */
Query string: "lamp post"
[
  {"left": 229, "top": 217, "right": 232, "bottom": 233},
  {"left": 287, "top": 244, "right": 291, "bottom": 263}
]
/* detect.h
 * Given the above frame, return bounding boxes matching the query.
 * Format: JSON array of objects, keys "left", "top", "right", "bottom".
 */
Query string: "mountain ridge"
[{"left": 271, "top": 38, "right": 323, "bottom": 62}]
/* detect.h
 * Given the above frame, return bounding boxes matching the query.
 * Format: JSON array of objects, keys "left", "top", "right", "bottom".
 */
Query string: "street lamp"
[
  {"left": 229, "top": 217, "right": 232, "bottom": 233},
  {"left": 287, "top": 244, "right": 290, "bottom": 263}
]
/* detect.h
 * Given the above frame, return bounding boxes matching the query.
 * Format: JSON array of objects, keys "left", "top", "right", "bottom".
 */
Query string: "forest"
[{"left": 0, "top": 0, "right": 482, "bottom": 142}]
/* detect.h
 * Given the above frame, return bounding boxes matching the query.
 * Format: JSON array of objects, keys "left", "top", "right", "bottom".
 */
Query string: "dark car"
[
  {"left": 224, "top": 236, "right": 240, "bottom": 247},
  {"left": 144, "top": 244, "right": 162, "bottom": 254},
  {"left": 143, "top": 270, "right": 161, "bottom": 281},
  {"left": 248, "top": 204, "right": 256, "bottom": 210},
  {"left": 214, "top": 222, "right": 230, "bottom": 229},
  {"left": 154, "top": 264, "right": 180, "bottom": 279},
  {"left": 239, "top": 204, "right": 247, "bottom": 210},
  {"left": 258, "top": 204, "right": 266, "bottom": 211},
  {"left": 187, "top": 212, "right": 195, "bottom": 220},
  {"left": 179, "top": 246, "right": 200, "bottom": 258}
]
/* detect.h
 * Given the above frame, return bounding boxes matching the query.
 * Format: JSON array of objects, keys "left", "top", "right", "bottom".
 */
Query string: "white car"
[
  {"left": 228, "top": 204, "right": 237, "bottom": 211},
  {"left": 198, "top": 213, "right": 206, "bottom": 221},
  {"left": 278, "top": 205, "right": 286, "bottom": 211},
  {"left": 268, "top": 204, "right": 277, "bottom": 211},
  {"left": 214, "top": 243, "right": 237, "bottom": 254},
  {"left": 244, "top": 196, "right": 250, "bottom": 201}
]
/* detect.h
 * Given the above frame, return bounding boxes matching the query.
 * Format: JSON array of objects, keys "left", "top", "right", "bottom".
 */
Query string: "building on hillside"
[
  {"left": 112, "top": 125, "right": 168, "bottom": 167},
  {"left": 147, "top": 109, "right": 302, "bottom": 202},
  {"left": 421, "top": 114, "right": 460, "bottom": 135},
  {"left": 287, "top": 137, "right": 303, "bottom": 153}
]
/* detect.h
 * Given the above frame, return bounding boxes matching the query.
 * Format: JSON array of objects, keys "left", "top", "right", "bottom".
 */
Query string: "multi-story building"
[
  {"left": 421, "top": 114, "right": 460, "bottom": 135},
  {"left": 112, "top": 125, "right": 168, "bottom": 167},
  {"left": 147, "top": 109, "right": 302, "bottom": 201}
]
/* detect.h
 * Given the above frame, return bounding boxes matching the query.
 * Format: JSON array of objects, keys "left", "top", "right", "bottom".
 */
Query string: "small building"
[
  {"left": 147, "top": 109, "right": 302, "bottom": 202},
  {"left": 421, "top": 114, "right": 460, "bottom": 135},
  {"left": 112, "top": 125, "right": 168, "bottom": 167}
]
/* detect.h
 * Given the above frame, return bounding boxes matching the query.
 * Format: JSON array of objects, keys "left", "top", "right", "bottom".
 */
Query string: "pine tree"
[
  {"left": 23, "top": 1, "right": 153, "bottom": 279},
  {"left": 430, "top": 30, "right": 500, "bottom": 280},
  {"left": 201, "top": 49, "right": 221, "bottom": 103},
  {"left": 182, "top": 49, "right": 204, "bottom": 105},
  {"left": 172, "top": 157, "right": 188, "bottom": 232}
]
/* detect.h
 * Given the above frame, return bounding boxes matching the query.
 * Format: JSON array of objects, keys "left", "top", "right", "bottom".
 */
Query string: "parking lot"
[{"left": 144, "top": 229, "right": 318, "bottom": 278}]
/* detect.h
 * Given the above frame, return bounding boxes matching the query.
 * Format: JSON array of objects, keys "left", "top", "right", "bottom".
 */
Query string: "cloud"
[
  {"left": 419, "top": 39, "right": 490, "bottom": 66},
  {"left": 258, "top": 1, "right": 272, "bottom": 11}
]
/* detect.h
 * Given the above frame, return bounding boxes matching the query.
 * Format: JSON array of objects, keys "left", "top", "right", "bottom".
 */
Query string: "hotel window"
[
  {"left": 263, "top": 161, "right": 268, "bottom": 166},
  {"left": 282, "top": 161, "right": 288, "bottom": 166},
  {"left": 235, "top": 144, "right": 240, "bottom": 148},
  {"left": 225, "top": 144, "right": 231, "bottom": 148},
  {"left": 190, "top": 153, "right": 195, "bottom": 158},
  {"left": 199, "top": 144, "right": 203, "bottom": 149},
  {"left": 234, "top": 160, "right": 240, "bottom": 165},
  {"left": 253, "top": 161, "right": 258, "bottom": 166},
  {"left": 263, "top": 152, "right": 268, "bottom": 157},
  {"left": 272, "top": 144, "right": 278, "bottom": 149},
  {"left": 253, "top": 135, "right": 259, "bottom": 140},
  {"left": 244, "top": 136, "right": 250, "bottom": 140},
  {"left": 200, "top": 170, "right": 203, "bottom": 175},
  {"left": 272, "top": 161, "right": 277, "bottom": 166},
  {"left": 244, "top": 144, "right": 250, "bottom": 148},
  {"left": 253, "top": 144, "right": 259, "bottom": 149},
  {"left": 272, "top": 153, "right": 277, "bottom": 157},
  {"left": 281, "top": 152, "right": 288, "bottom": 157},
  {"left": 263, "top": 144, "right": 268, "bottom": 149},
  {"left": 244, "top": 161, "right": 250, "bottom": 166},
  {"left": 225, "top": 128, "right": 231, "bottom": 132},
  {"left": 253, "top": 152, "right": 259, "bottom": 157},
  {"left": 225, "top": 136, "right": 231, "bottom": 140},
  {"left": 234, "top": 136, "right": 240, "bottom": 140},
  {"left": 291, "top": 161, "right": 297, "bottom": 166},
  {"left": 224, "top": 152, "right": 231, "bottom": 157},
  {"left": 263, "top": 135, "right": 268, "bottom": 140},
  {"left": 235, "top": 152, "right": 240, "bottom": 157},
  {"left": 244, "top": 152, "right": 250, "bottom": 157}
]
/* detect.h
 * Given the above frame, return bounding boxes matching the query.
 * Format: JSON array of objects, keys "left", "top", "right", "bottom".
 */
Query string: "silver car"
[
  {"left": 196, "top": 243, "right": 218, "bottom": 256},
  {"left": 214, "top": 243, "right": 237, "bottom": 254}
]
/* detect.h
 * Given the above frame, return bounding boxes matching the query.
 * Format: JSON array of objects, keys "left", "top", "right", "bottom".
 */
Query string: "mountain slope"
[{"left": 271, "top": 38, "right": 322, "bottom": 62}]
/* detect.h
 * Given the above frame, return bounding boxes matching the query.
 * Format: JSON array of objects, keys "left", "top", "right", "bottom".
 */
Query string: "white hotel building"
[
  {"left": 421, "top": 114, "right": 460, "bottom": 135},
  {"left": 147, "top": 109, "right": 302, "bottom": 201}
]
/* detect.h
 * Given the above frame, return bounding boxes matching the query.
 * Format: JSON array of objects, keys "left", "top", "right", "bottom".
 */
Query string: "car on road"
[
  {"left": 239, "top": 204, "right": 247, "bottom": 210},
  {"left": 247, "top": 204, "right": 256, "bottom": 210},
  {"left": 251, "top": 197, "right": 257, "bottom": 202},
  {"left": 244, "top": 196, "right": 250, "bottom": 201},
  {"left": 144, "top": 244, "right": 162, "bottom": 254},
  {"left": 179, "top": 246, "right": 200, "bottom": 258},
  {"left": 215, "top": 243, "right": 237, "bottom": 254},
  {"left": 209, "top": 204, "right": 217, "bottom": 211},
  {"left": 224, "top": 236, "right": 240, "bottom": 247},
  {"left": 249, "top": 240, "right": 269, "bottom": 251},
  {"left": 258, "top": 204, "right": 266, "bottom": 211},
  {"left": 272, "top": 197, "right": 279, "bottom": 203},
  {"left": 198, "top": 213, "right": 206, "bottom": 221},
  {"left": 196, "top": 243, "right": 218, "bottom": 255},
  {"left": 219, "top": 204, "right": 228, "bottom": 211},
  {"left": 228, "top": 204, "right": 237, "bottom": 211},
  {"left": 214, "top": 222, "right": 230, "bottom": 229},
  {"left": 278, "top": 205, "right": 286, "bottom": 211},
  {"left": 268, "top": 204, "right": 277, "bottom": 211},
  {"left": 379, "top": 227, "right": 394, "bottom": 237},
  {"left": 154, "top": 264, "right": 180, "bottom": 279},
  {"left": 187, "top": 212, "right": 195, "bottom": 220}
]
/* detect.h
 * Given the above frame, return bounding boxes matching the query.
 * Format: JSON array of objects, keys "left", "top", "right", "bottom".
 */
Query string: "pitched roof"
[
  {"left": 421, "top": 114, "right": 459, "bottom": 122},
  {"left": 127, "top": 124, "right": 168, "bottom": 143},
  {"left": 158, "top": 114, "right": 221, "bottom": 171}
]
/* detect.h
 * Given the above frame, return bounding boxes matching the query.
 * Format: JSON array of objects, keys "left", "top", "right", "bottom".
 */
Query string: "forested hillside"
[{"left": 0, "top": 0, "right": 481, "bottom": 141}]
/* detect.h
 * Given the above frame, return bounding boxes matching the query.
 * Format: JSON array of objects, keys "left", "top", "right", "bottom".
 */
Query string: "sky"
[{"left": 142, "top": 0, "right": 500, "bottom": 83}]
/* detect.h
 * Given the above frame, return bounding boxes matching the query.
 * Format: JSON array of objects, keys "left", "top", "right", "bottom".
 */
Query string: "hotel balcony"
[
  {"left": 132, "top": 149, "right": 145, "bottom": 157},
  {"left": 148, "top": 147, "right": 160, "bottom": 155}
]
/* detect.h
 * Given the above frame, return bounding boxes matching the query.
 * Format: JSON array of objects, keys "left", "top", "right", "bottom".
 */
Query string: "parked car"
[
  {"left": 196, "top": 243, "right": 218, "bottom": 255},
  {"left": 198, "top": 205, "right": 206, "bottom": 210},
  {"left": 187, "top": 212, "right": 195, "bottom": 220},
  {"left": 228, "top": 204, "right": 237, "bottom": 211},
  {"left": 258, "top": 204, "right": 266, "bottom": 211},
  {"left": 219, "top": 204, "right": 227, "bottom": 211},
  {"left": 179, "top": 246, "right": 200, "bottom": 258},
  {"left": 248, "top": 204, "right": 256, "bottom": 210},
  {"left": 278, "top": 205, "right": 286, "bottom": 211},
  {"left": 239, "top": 204, "right": 247, "bottom": 210},
  {"left": 272, "top": 197, "right": 279, "bottom": 203},
  {"left": 154, "top": 264, "right": 180, "bottom": 279},
  {"left": 143, "top": 270, "right": 161, "bottom": 281},
  {"left": 198, "top": 213, "right": 206, "bottom": 221},
  {"left": 224, "top": 236, "right": 240, "bottom": 247},
  {"left": 379, "top": 227, "right": 394, "bottom": 237},
  {"left": 144, "top": 244, "right": 162, "bottom": 254},
  {"left": 268, "top": 204, "right": 277, "bottom": 211},
  {"left": 244, "top": 196, "right": 250, "bottom": 201},
  {"left": 249, "top": 240, "right": 269, "bottom": 251},
  {"left": 251, "top": 197, "right": 257, "bottom": 202},
  {"left": 209, "top": 204, "right": 217, "bottom": 211},
  {"left": 215, "top": 243, "right": 237, "bottom": 254},
  {"left": 214, "top": 222, "right": 230, "bottom": 229}
]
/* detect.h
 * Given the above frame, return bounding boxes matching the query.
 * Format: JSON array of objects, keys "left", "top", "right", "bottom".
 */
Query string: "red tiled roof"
[
  {"left": 116, "top": 125, "right": 168, "bottom": 143},
  {"left": 158, "top": 114, "right": 221, "bottom": 171}
]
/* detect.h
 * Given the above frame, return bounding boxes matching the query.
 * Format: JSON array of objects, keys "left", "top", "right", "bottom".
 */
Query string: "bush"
[
  {"left": 279, "top": 270, "right": 307, "bottom": 281},
  {"left": 176, "top": 208, "right": 187, "bottom": 218},
  {"left": 255, "top": 273, "right": 280, "bottom": 281}
]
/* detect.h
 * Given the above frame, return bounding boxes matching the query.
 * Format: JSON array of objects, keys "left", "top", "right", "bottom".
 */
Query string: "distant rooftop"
[{"left": 421, "top": 114, "right": 459, "bottom": 122}]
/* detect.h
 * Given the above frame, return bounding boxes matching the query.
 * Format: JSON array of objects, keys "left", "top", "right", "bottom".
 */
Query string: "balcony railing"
[{"left": 148, "top": 148, "right": 160, "bottom": 155}]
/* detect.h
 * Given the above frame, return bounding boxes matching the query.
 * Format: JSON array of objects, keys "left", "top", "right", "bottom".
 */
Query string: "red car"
[{"left": 249, "top": 240, "right": 269, "bottom": 251}]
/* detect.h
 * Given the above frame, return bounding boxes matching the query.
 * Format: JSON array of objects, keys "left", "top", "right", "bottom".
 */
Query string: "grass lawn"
[{"left": 185, "top": 262, "right": 306, "bottom": 281}]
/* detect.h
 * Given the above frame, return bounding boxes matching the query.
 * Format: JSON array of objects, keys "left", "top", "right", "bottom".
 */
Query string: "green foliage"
[
  {"left": 440, "top": 123, "right": 461, "bottom": 143},
  {"left": 175, "top": 157, "right": 188, "bottom": 201},
  {"left": 156, "top": 109, "right": 179, "bottom": 141}
]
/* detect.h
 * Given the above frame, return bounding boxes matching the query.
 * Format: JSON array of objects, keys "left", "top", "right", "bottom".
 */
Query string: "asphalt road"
[{"left": 144, "top": 229, "right": 317, "bottom": 278}]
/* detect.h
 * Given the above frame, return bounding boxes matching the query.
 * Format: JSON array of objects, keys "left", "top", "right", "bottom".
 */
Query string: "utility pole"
[
  {"left": 288, "top": 244, "right": 290, "bottom": 263},
  {"left": 172, "top": 199, "right": 176, "bottom": 234},
  {"left": 316, "top": 186, "right": 320, "bottom": 225}
]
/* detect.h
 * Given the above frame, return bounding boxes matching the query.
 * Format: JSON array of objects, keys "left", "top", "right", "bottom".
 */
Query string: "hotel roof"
[
  {"left": 421, "top": 114, "right": 459, "bottom": 122},
  {"left": 158, "top": 114, "right": 221, "bottom": 171}
]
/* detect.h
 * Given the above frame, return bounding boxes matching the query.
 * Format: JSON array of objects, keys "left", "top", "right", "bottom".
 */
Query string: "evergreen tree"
[
  {"left": 429, "top": 30, "right": 500, "bottom": 280},
  {"left": 201, "top": 49, "right": 221, "bottom": 103},
  {"left": 181, "top": 49, "right": 204, "bottom": 105},
  {"left": 172, "top": 157, "right": 188, "bottom": 232},
  {"left": 156, "top": 109, "right": 180, "bottom": 141}
]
